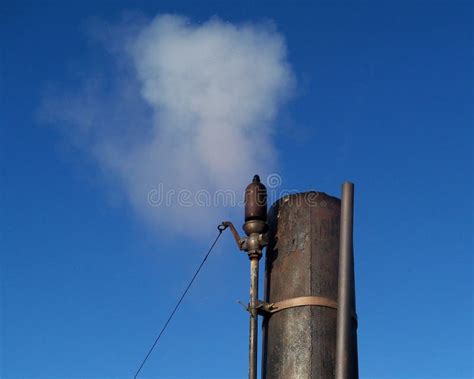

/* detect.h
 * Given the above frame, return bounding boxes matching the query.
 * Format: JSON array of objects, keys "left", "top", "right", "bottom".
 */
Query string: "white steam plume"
[{"left": 40, "top": 15, "right": 294, "bottom": 237}]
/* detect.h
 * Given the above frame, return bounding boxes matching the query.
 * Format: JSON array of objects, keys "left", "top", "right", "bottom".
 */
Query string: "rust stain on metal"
[{"left": 262, "top": 191, "right": 341, "bottom": 379}]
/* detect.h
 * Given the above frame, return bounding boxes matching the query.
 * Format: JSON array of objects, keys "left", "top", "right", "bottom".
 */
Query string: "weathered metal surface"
[
  {"left": 248, "top": 257, "right": 260, "bottom": 379},
  {"left": 262, "top": 191, "right": 342, "bottom": 379},
  {"left": 336, "top": 183, "right": 359, "bottom": 379},
  {"left": 243, "top": 175, "right": 268, "bottom": 379},
  {"left": 245, "top": 175, "right": 267, "bottom": 222}
]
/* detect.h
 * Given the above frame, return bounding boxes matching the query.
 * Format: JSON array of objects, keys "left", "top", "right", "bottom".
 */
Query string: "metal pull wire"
[{"left": 133, "top": 224, "right": 227, "bottom": 378}]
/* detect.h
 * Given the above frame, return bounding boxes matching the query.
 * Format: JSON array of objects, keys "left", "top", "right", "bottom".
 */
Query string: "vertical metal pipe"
[
  {"left": 248, "top": 256, "right": 259, "bottom": 379},
  {"left": 336, "top": 182, "right": 356, "bottom": 379}
]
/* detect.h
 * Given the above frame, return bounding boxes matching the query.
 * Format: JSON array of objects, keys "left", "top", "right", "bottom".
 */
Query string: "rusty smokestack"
[
  {"left": 262, "top": 187, "right": 358, "bottom": 378},
  {"left": 262, "top": 191, "right": 341, "bottom": 377},
  {"left": 223, "top": 179, "right": 358, "bottom": 379}
]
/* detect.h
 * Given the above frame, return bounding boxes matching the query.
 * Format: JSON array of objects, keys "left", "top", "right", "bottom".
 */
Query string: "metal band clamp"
[
  {"left": 260, "top": 296, "right": 337, "bottom": 314},
  {"left": 257, "top": 296, "right": 358, "bottom": 323}
]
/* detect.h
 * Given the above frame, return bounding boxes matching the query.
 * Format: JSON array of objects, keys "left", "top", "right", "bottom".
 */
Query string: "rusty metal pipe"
[
  {"left": 248, "top": 256, "right": 260, "bottom": 379},
  {"left": 335, "top": 182, "right": 358, "bottom": 379}
]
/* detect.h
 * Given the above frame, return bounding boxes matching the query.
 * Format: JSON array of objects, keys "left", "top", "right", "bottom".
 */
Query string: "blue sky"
[{"left": 1, "top": 1, "right": 473, "bottom": 378}]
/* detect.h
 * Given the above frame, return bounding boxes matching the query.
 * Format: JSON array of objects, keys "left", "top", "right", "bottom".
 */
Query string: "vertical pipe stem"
[
  {"left": 249, "top": 256, "right": 260, "bottom": 379},
  {"left": 336, "top": 182, "right": 355, "bottom": 379}
]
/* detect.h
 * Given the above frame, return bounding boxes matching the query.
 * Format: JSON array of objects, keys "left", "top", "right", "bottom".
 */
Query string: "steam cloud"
[{"left": 40, "top": 15, "right": 294, "bottom": 236}]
